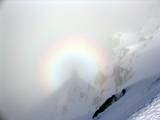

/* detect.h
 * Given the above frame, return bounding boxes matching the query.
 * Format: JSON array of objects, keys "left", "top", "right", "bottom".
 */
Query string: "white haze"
[{"left": 0, "top": 0, "right": 160, "bottom": 120}]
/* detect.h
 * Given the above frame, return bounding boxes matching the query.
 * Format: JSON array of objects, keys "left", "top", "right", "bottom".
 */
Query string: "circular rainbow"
[{"left": 39, "top": 36, "right": 110, "bottom": 94}]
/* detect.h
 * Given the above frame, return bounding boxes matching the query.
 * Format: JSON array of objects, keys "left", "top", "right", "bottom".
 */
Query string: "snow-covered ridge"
[{"left": 75, "top": 74, "right": 160, "bottom": 120}]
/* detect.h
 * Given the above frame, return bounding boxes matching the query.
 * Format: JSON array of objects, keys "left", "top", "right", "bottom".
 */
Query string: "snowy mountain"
[
  {"left": 72, "top": 25, "right": 160, "bottom": 120},
  {"left": 75, "top": 74, "right": 160, "bottom": 120}
]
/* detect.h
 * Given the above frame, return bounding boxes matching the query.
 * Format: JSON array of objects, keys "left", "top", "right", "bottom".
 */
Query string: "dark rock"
[{"left": 92, "top": 89, "right": 126, "bottom": 119}]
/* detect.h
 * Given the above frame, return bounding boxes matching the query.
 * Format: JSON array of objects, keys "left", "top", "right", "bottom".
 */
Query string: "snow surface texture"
[
  {"left": 75, "top": 75, "right": 160, "bottom": 120},
  {"left": 129, "top": 93, "right": 160, "bottom": 120}
]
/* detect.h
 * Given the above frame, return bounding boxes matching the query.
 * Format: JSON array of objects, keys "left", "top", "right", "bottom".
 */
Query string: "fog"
[
  {"left": 0, "top": 2, "right": 4, "bottom": 118},
  {"left": 0, "top": 0, "right": 160, "bottom": 120}
]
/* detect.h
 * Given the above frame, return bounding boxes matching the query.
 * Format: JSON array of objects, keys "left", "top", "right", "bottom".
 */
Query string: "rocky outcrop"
[{"left": 92, "top": 89, "right": 126, "bottom": 119}]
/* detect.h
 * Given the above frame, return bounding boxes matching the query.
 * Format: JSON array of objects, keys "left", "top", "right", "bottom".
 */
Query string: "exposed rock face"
[{"left": 92, "top": 89, "right": 126, "bottom": 119}]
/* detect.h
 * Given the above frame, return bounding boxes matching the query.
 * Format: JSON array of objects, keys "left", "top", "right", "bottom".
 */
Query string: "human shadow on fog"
[{"left": 21, "top": 71, "right": 104, "bottom": 120}]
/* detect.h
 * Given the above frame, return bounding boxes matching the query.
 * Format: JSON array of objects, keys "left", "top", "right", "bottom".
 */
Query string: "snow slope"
[
  {"left": 129, "top": 93, "right": 160, "bottom": 120},
  {"left": 75, "top": 74, "right": 160, "bottom": 120}
]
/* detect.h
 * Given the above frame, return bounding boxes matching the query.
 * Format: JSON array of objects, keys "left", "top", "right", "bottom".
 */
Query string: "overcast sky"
[{"left": 1, "top": 0, "right": 160, "bottom": 119}]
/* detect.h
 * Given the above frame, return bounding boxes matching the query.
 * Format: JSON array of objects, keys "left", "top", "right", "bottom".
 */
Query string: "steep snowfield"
[
  {"left": 100, "top": 76, "right": 160, "bottom": 120},
  {"left": 129, "top": 93, "right": 160, "bottom": 120},
  {"left": 75, "top": 75, "right": 160, "bottom": 120}
]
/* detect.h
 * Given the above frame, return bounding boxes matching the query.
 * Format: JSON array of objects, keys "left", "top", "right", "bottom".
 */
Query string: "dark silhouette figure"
[
  {"left": 92, "top": 89, "right": 126, "bottom": 119},
  {"left": 92, "top": 95, "right": 116, "bottom": 119}
]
